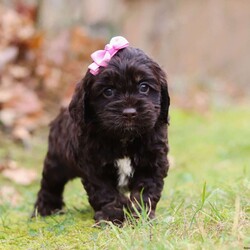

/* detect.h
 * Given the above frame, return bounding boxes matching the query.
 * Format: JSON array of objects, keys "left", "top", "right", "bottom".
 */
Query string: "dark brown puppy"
[{"left": 34, "top": 46, "right": 170, "bottom": 224}]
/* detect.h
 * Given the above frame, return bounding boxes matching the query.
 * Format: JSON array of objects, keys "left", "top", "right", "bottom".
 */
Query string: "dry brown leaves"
[
  {"left": 0, "top": 159, "right": 37, "bottom": 186},
  {"left": 0, "top": 3, "right": 105, "bottom": 141},
  {"left": 0, "top": 4, "right": 44, "bottom": 144}
]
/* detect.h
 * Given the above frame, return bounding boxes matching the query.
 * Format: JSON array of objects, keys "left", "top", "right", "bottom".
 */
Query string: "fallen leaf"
[
  {"left": 0, "top": 159, "right": 17, "bottom": 172},
  {"left": 0, "top": 185, "right": 22, "bottom": 205},
  {"left": 2, "top": 161, "right": 37, "bottom": 185},
  {"left": 26, "top": 33, "right": 44, "bottom": 50},
  {"left": 0, "top": 88, "right": 13, "bottom": 103},
  {"left": 0, "top": 109, "right": 17, "bottom": 127},
  {"left": 0, "top": 163, "right": 5, "bottom": 172},
  {"left": 0, "top": 46, "right": 18, "bottom": 70},
  {"left": 2, "top": 84, "right": 43, "bottom": 115},
  {"left": 15, "top": 2, "right": 38, "bottom": 22},
  {"left": 8, "top": 65, "right": 30, "bottom": 79},
  {"left": 12, "top": 125, "right": 31, "bottom": 143},
  {"left": 43, "top": 67, "right": 62, "bottom": 90},
  {"left": 15, "top": 111, "right": 46, "bottom": 130}
]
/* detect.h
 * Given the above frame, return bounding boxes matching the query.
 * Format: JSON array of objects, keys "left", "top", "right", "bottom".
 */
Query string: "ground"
[{"left": 0, "top": 107, "right": 249, "bottom": 250}]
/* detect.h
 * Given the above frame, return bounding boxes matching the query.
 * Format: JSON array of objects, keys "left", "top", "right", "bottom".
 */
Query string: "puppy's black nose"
[{"left": 123, "top": 108, "right": 137, "bottom": 119}]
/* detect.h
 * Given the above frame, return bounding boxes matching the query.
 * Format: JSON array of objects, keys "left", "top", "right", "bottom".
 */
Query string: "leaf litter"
[{"left": 0, "top": 3, "right": 105, "bottom": 141}]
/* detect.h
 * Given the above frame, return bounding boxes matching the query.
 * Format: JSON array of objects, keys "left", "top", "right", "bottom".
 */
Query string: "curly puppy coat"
[{"left": 34, "top": 44, "right": 170, "bottom": 224}]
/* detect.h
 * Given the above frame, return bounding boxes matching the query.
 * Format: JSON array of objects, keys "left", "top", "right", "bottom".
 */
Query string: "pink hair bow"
[{"left": 88, "top": 36, "right": 129, "bottom": 75}]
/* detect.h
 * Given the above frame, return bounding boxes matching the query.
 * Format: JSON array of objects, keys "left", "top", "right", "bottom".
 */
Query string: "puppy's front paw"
[
  {"left": 32, "top": 193, "right": 64, "bottom": 217},
  {"left": 32, "top": 204, "right": 64, "bottom": 217},
  {"left": 94, "top": 204, "right": 125, "bottom": 225}
]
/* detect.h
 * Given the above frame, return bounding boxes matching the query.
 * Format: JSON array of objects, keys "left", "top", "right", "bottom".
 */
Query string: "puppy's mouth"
[
  {"left": 114, "top": 118, "right": 141, "bottom": 137},
  {"left": 122, "top": 120, "right": 137, "bottom": 131},
  {"left": 120, "top": 117, "right": 154, "bottom": 136}
]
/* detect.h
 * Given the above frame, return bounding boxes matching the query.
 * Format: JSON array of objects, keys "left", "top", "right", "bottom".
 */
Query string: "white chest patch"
[{"left": 116, "top": 157, "right": 134, "bottom": 188}]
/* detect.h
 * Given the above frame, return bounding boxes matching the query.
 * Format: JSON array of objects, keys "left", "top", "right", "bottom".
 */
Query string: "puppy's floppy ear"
[
  {"left": 68, "top": 72, "right": 93, "bottom": 125},
  {"left": 154, "top": 64, "right": 170, "bottom": 124}
]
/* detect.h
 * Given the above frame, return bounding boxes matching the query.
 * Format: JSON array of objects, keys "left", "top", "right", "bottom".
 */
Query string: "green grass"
[{"left": 0, "top": 107, "right": 249, "bottom": 249}]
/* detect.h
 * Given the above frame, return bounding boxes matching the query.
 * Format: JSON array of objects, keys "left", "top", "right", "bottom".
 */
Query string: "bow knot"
[{"left": 88, "top": 36, "right": 129, "bottom": 75}]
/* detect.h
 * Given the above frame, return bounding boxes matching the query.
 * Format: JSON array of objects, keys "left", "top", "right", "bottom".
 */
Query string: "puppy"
[{"left": 34, "top": 36, "right": 170, "bottom": 224}]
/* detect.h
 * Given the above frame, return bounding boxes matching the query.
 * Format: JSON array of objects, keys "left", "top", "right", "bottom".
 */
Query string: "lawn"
[{"left": 0, "top": 107, "right": 249, "bottom": 250}]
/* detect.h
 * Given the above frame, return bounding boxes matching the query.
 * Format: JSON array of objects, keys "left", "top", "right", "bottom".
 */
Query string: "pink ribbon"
[{"left": 88, "top": 36, "right": 129, "bottom": 75}]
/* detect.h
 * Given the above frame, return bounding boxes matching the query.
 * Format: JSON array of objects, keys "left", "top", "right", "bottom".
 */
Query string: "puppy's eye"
[
  {"left": 103, "top": 88, "right": 114, "bottom": 98},
  {"left": 139, "top": 82, "right": 150, "bottom": 94}
]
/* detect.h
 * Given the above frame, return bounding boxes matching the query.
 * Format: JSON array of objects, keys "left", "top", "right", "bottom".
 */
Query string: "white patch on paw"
[{"left": 116, "top": 157, "right": 134, "bottom": 188}]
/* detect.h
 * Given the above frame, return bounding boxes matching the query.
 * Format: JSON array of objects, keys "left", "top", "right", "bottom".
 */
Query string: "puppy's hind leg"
[{"left": 33, "top": 153, "right": 74, "bottom": 217}]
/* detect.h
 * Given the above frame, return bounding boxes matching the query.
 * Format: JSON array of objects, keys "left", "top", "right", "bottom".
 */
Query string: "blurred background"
[{"left": 0, "top": 0, "right": 250, "bottom": 143}]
